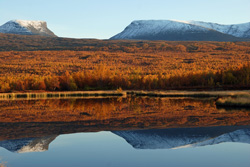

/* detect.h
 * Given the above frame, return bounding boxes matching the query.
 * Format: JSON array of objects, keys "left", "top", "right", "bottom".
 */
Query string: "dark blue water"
[{"left": 1, "top": 127, "right": 250, "bottom": 167}]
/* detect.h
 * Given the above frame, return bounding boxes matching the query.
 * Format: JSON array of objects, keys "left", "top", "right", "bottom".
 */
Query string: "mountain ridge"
[
  {"left": 110, "top": 20, "right": 250, "bottom": 41},
  {"left": 189, "top": 20, "right": 250, "bottom": 38}
]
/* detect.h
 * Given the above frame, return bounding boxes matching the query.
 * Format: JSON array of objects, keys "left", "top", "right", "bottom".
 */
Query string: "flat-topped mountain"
[
  {"left": 0, "top": 20, "right": 57, "bottom": 37},
  {"left": 110, "top": 20, "right": 250, "bottom": 41}
]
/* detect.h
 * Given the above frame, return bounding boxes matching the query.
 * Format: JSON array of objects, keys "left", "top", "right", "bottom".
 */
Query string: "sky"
[{"left": 0, "top": 0, "right": 250, "bottom": 39}]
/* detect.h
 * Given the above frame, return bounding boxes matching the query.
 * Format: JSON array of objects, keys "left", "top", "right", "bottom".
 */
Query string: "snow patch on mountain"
[{"left": 16, "top": 20, "right": 47, "bottom": 33}]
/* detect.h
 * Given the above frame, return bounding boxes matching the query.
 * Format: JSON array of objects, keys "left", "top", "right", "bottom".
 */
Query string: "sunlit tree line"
[{"left": 1, "top": 64, "right": 249, "bottom": 92}]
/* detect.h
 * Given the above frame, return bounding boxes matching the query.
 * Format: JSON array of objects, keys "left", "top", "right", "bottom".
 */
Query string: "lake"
[{"left": 0, "top": 96, "right": 249, "bottom": 167}]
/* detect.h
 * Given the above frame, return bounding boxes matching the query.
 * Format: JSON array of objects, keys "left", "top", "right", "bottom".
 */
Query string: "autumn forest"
[{"left": 0, "top": 33, "right": 250, "bottom": 92}]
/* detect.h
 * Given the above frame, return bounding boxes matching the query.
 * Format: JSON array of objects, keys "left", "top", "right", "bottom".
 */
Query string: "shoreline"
[
  {"left": 0, "top": 90, "right": 126, "bottom": 100},
  {"left": 0, "top": 90, "right": 249, "bottom": 100}
]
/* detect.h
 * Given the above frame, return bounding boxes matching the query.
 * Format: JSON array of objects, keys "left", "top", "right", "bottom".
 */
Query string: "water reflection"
[
  {"left": 0, "top": 136, "right": 57, "bottom": 153},
  {"left": 0, "top": 97, "right": 249, "bottom": 133},
  {"left": 113, "top": 126, "right": 250, "bottom": 149},
  {"left": 0, "top": 97, "right": 250, "bottom": 167},
  {"left": 0, "top": 126, "right": 250, "bottom": 153}
]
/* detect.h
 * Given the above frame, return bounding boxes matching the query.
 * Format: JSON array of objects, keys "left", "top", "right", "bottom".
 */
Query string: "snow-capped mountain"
[
  {"left": 110, "top": 20, "right": 250, "bottom": 41},
  {"left": 113, "top": 126, "right": 250, "bottom": 149},
  {"left": 0, "top": 136, "right": 57, "bottom": 153},
  {"left": 0, "top": 20, "right": 57, "bottom": 37}
]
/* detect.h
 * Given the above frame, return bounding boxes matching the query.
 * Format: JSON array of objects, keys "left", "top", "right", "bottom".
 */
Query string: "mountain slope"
[
  {"left": 113, "top": 126, "right": 250, "bottom": 149},
  {"left": 0, "top": 20, "right": 57, "bottom": 37},
  {"left": 110, "top": 20, "right": 249, "bottom": 41}
]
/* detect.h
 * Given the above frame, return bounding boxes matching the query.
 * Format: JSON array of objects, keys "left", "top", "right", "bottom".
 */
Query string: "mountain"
[
  {"left": 113, "top": 126, "right": 250, "bottom": 149},
  {"left": 0, "top": 20, "right": 57, "bottom": 37},
  {"left": 110, "top": 20, "right": 250, "bottom": 41},
  {"left": 189, "top": 21, "right": 250, "bottom": 39},
  {"left": 0, "top": 136, "right": 57, "bottom": 153}
]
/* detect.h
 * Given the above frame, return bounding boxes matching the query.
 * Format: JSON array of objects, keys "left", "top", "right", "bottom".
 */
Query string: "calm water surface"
[
  {"left": 0, "top": 97, "right": 249, "bottom": 167},
  {"left": 0, "top": 129, "right": 250, "bottom": 167}
]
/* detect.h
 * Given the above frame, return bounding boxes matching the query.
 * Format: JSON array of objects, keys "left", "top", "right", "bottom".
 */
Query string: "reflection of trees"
[
  {"left": 0, "top": 98, "right": 249, "bottom": 141},
  {"left": 0, "top": 98, "right": 249, "bottom": 129}
]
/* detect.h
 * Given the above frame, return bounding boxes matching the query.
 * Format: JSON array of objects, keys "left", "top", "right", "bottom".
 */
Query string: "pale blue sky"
[{"left": 0, "top": 0, "right": 249, "bottom": 39}]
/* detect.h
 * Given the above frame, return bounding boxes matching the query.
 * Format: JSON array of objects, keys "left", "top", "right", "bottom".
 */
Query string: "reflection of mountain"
[
  {"left": 0, "top": 136, "right": 57, "bottom": 153},
  {"left": 1, "top": 126, "right": 250, "bottom": 153},
  {"left": 113, "top": 126, "right": 250, "bottom": 149},
  {"left": 0, "top": 97, "right": 250, "bottom": 153}
]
